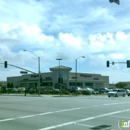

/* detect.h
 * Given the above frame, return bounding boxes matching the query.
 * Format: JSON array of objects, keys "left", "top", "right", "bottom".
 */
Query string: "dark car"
[
  {"left": 98, "top": 87, "right": 109, "bottom": 93},
  {"left": 69, "top": 87, "right": 82, "bottom": 93},
  {"left": 7, "top": 88, "right": 15, "bottom": 93}
]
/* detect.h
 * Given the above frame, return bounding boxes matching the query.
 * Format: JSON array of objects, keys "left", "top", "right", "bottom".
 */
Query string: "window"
[
  {"left": 72, "top": 77, "right": 76, "bottom": 79},
  {"left": 93, "top": 78, "right": 99, "bottom": 80},
  {"left": 69, "top": 82, "right": 76, "bottom": 86},
  {"left": 77, "top": 82, "right": 82, "bottom": 87},
  {"left": 42, "top": 82, "right": 52, "bottom": 86},
  {"left": 80, "top": 74, "right": 92, "bottom": 78},
  {"left": 45, "top": 77, "right": 52, "bottom": 79},
  {"left": 85, "top": 83, "right": 93, "bottom": 87}
]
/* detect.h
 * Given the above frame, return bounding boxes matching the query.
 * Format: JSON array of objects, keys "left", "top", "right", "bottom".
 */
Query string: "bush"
[
  {"left": 81, "top": 90, "right": 91, "bottom": 95},
  {"left": 61, "top": 89, "right": 71, "bottom": 95},
  {"left": 47, "top": 90, "right": 59, "bottom": 95}
]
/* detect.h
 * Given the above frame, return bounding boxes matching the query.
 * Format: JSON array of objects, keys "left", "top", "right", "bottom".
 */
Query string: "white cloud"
[
  {"left": 88, "top": 7, "right": 115, "bottom": 22},
  {"left": 115, "top": 31, "right": 130, "bottom": 40},
  {"left": 0, "top": 0, "right": 48, "bottom": 25},
  {"left": 0, "top": 22, "right": 55, "bottom": 49},
  {"left": 108, "top": 53, "right": 125, "bottom": 60},
  {"left": 59, "top": 33, "right": 82, "bottom": 49}
]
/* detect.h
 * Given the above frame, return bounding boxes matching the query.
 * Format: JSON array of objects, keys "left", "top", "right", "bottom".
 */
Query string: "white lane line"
[
  {"left": 0, "top": 118, "right": 15, "bottom": 122},
  {"left": 0, "top": 102, "right": 130, "bottom": 123},
  {"left": 18, "top": 115, "right": 36, "bottom": 119},
  {"left": 38, "top": 109, "right": 130, "bottom": 130}
]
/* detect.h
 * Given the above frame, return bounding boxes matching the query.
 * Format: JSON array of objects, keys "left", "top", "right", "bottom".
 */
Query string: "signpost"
[{"left": 20, "top": 71, "right": 28, "bottom": 74}]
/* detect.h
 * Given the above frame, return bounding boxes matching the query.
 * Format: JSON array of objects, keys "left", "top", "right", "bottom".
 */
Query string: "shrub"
[
  {"left": 81, "top": 90, "right": 91, "bottom": 95},
  {"left": 61, "top": 89, "right": 71, "bottom": 95}
]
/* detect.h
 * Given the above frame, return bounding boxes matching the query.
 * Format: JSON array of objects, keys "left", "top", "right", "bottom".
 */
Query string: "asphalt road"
[{"left": 0, "top": 94, "right": 130, "bottom": 130}]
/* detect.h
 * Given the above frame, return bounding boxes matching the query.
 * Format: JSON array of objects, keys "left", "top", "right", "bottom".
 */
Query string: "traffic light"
[
  {"left": 106, "top": 61, "right": 109, "bottom": 67},
  {"left": 4, "top": 61, "right": 7, "bottom": 68},
  {"left": 127, "top": 60, "right": 130, "bottom": 68},
  {"left": 109, "top": 0, "right": 120, "bottom": 5}
]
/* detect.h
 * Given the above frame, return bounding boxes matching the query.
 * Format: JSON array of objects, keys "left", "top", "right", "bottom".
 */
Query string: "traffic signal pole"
[
  {"left": 0, "top": 62, "right": 36, "bottom": 74},
  {"left": 106, "top": 61, "right": 130, "bottom": 68}
]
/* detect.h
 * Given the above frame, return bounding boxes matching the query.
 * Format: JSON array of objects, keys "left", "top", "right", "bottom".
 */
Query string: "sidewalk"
[
  {"left": 0, "top": 93, "right": 44, "bottom": 97},
  {"left": 0, "top": 93, "right": 101, "bottom": 97}
]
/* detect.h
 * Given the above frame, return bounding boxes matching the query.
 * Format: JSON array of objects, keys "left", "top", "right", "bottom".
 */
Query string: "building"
[
  {"left": 0, "top": 81, "right": 7, "bottom": 92},
  {"left": 7, "top": 65, "right": 109, "bottom": 90}
]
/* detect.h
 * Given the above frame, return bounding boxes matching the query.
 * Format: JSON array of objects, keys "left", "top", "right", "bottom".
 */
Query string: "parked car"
[
  {"left": 12, "top": 88, "right": 19, "bottom": 93},
  {"left": 98, "top": 87, "right": 109, "bottom": 93},
  {"left": 108, "top": 89, "right": 126, "bottom": 97},
  {"left": 45, "top": 87, "right": 60, "bottom": 92},
  {"left": 86, "top": 88, "right": 95, "bottom": 94},
  {"left": 127, "top": 90, "right": 130, "bottom": 96},
  {"left": 37, "top": 87, "right": 45, "bottom": 94},
  {"left": 69, "top": 87, "right": 82, "bottom": 93},
  {"left": 7, "top": 88, "right": 15, "bottom": 93},
  {"left": 28, "top": 87, "right": 37, "bottom": 94},
  {"left": 125, "top": 89, "right": 130, "bottom": 96}
]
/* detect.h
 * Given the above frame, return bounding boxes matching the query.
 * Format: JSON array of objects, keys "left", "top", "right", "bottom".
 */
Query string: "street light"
[
  {"left": 56, "top": 58, "right": 62, "bottom": 89},
  {"left": 23, "top": 49, "right": 41, "bottom": 95},
  {"left": 75, "top": 56, "right": 85, "bottom": 88}
]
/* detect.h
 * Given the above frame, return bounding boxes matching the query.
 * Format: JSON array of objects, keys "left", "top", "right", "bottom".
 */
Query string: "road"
[{"left": 0, "top": 94, "right": 130, "bottom": 130}]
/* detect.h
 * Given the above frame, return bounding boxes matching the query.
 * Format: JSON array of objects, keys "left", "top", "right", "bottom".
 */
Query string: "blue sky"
[{"left": 0, "top": 0, "right": 130, "bottom": 84}]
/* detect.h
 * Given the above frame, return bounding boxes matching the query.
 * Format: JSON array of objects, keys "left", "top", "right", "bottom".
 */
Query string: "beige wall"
[{"left": 7, "top": 66, "right": 109, "bottom": 89}]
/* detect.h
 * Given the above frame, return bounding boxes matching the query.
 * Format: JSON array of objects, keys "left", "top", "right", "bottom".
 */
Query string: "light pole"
[
  {"left": 75, "top": 56, "right": 85, "bottom": 88},
  {"left": 23, "top": 50, "right": 41, "bottom": 95},
  {"left": 56, "top": 58, "right": 62, "bottom": 89}
]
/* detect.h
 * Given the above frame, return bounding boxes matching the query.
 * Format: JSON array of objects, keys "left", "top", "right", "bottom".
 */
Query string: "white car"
[
  {"left": 108, "top": 89, "right": 126, "bottom": 97},
  {"left": 127, "top": 91, "right": 130, "bottom": 96}
]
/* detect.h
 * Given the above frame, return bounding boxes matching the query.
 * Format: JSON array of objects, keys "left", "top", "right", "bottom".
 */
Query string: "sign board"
[
  {"left": 20, "top": 71, "right": 28, "bottom": 74},
  {"left": 80, "top": 74, "right": 92, "bottom": 78},
  {"left": 31, "top": 74, "right": 39, "bottom": 77}
]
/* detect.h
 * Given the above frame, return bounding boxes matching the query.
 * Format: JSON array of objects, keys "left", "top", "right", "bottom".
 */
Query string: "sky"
[{"left": 0, "top": 0, "right": 130, "bottom": 84}]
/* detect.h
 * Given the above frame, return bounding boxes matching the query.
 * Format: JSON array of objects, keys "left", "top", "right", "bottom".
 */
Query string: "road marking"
[
  {"left": 38, "top": 109, "right": 130, "bottom": 130},
  {"left": 0, "top": 118, "right": 15, "bottom": 122},
  {"left": 18, "top": 115, "right": 36, "bottom": 119},
  {"left": 0, "top": 102, "right": 130, "bottom": 123}
]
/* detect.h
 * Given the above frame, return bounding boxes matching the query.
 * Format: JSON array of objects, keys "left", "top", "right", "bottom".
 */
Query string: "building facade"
[{"left": 7, "top": 65, "right": 109, "bottom": 90}]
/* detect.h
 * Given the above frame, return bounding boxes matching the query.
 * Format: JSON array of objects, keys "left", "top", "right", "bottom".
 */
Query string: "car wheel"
[
  {"left": 108, "top": 95, "right": 110, "bottom": 97},
  {"left": 115, "top": 94, "right": 118, "bottom": 97},
  {"left": 123, "top": 94, "right": 125, "bottom": 97}
]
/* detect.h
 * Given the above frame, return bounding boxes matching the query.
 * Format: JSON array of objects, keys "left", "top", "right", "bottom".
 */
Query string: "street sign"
[
  {"left": 31, "top": 74, "right": 39, "bottom": 77},
  {"left": 20, "top": 71, "right": 27, "bottom": 74}
]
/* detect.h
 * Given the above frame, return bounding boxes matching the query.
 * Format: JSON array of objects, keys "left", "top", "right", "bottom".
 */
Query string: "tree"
[{"left": 115, "top": 82, "right": 127, "bottom": 88}]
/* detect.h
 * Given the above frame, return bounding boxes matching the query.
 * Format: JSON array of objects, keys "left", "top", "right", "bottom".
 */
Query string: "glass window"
[{"left": 85, "top": 83, "right": 93, "bottom": 87}]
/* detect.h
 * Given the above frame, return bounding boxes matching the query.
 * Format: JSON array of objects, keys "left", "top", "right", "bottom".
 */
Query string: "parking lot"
[{"left": 0, "top": 94, "right": 130, "bottom": 130}]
